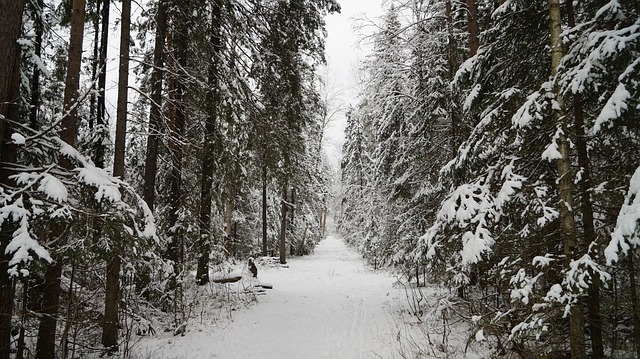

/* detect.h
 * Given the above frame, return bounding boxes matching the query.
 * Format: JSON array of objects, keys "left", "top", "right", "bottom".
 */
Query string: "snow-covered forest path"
[{"left": 139, "top": 234, "right": 407, "bottom": 359}]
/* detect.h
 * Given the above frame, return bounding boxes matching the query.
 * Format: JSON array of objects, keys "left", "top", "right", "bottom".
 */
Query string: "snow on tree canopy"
[
  {"left": 592, "top": 83, "right": 631, "bottom": 134},
  {"left": 0, "top": 196, "right": 52, "bottom": 277},
  {"left": 541, "top": 127, "right": 563, "bottom": 161},
  {"left": 37, "top": 173, "right": 68, "bottom": 204},
  {"left": 605, "top": 166, "right": 640, "bottom": 264},
  {"left": 77, "top": 167, "right": 122, "bottom": 203}
]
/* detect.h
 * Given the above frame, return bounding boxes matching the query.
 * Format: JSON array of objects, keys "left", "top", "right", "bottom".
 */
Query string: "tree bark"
[
  {"left": 547, "top": 1, "right": 586, "bottom": 358},
  {"left": 89, "top": 0, "right": 100, "bottom": 129},
  {"left": 102, "top": 0, "right": 130, "bottom": 350},
  {"left": 35, "top": 262, "right": 62, "bottom": 359},
  {"left": 143, "top": 0, "right": 167, "bottom": 211},
  {"left": 196, "top": 0, "right": 222, "bottom": 285},
  {"left": 0, "top": 1, "right": 25, "bottom": 357},
  {"left": 29, "top": 0, "right": 44, "bottom": 130},
  {"left": 565, "top": 2, "right": 604, "bottom": 356},
  {"left": 279, "top": 182, "right": 288, "bottom": 265},
  {"left": 629, "top": 253, "right": 640, "bottom": 359},
  {"left": 465, "top": 0, "right": 479, "bottom": 57},
  {"left": 137, "top": 0, "right": 167, "bottom": 299},
  {"left": 166, "top": 9, "right": 188, "bottom": 284},
  {"left": 93, "top": 0, "right": 110, "bottom": 168},
  {"left": 262, "top": 164, "right": 268, "bottom": 256},
  {"left": 36, "top": 0, "right": 86, "bottom": 357},
  {"left": 224, "top": 121, "right": 235, "bottom": 257},
  {"left": 445, "top": 0, "right": 459, "bottom": 158}
]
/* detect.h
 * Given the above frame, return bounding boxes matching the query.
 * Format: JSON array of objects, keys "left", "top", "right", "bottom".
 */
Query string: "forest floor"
[{"left": 133, "top": 233, "right": 486, "bottom": 359}]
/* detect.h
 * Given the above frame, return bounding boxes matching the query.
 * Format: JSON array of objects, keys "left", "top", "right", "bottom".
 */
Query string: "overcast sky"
[{"left": 322, "top": 0, "right": 385, "bottom": 167}]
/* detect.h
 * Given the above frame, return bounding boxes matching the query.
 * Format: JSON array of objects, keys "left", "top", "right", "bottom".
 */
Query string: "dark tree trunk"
[
  {"left": 445, "top": 0, "right": 459, "bottom": 158},
  {"left": 94, "top": 0, "right": 110, "bottom": 168},
  {"left": 262, "top": 164, "right": 268, "bottom": 256},
  {"left": 102, "top": 257, "right": 121, "bottom": 351},
  {"left": 16, "top": 279, "right": 28, "bottom": 359},
  {"left": 196, "top": 0, "right": 222, "bottom": 285},
  {"left": 36, "top": 0, "right": 86, "bottom": 356},
  {"left": 29, "top": 0, "right": 44, "bottom": 130},
  {"left": 143, "top": 0, "right": 167, "bottom": 211},
  {"left": 465, "top": 0, "right": 479, "bottom": 57},
  {"left": 279, "top": 182, "right": 288, "bottom": 265},
  {"left": 0, "top": 1, "right": 25, "bottom": 357},
  {"left": 574, "top": 91, "right": 605, "bottom": 359},
  {"left": 102, "top": 0, "right": 130, "bottom": 350},
  {"left": 137, "top": 0, "right": 167, "bottom": 300},
  {"left": 166, "top": 18, "right": 187, "bottom": 282},
  {"left": 59, "top": 0, "right": 85, "bottom": 159},
  {"left": 565, "top": 2, "right": 604, "bottom": 356},
  {"left": 89, "top": 0, "right": 100, "bottom": 128},
  {"left": 35, "top": 262, "right": 62, "bottom": 359},
  {"left": 630, "top": 253, "right": 640, "bottom": 359}
]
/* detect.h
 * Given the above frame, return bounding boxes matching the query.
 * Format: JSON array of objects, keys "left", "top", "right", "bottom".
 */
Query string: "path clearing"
[{"left": 139, "top": 235, "right": 407, "bottom": 359}]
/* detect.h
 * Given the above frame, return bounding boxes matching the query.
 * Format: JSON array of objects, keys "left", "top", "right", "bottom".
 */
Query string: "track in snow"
[{"left": 139, "top": 235, "right": 405, "bottom": 359}]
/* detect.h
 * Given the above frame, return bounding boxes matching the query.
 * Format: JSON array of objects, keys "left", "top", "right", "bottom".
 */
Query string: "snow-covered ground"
[{"left": 134, "top": 234, "right": 483, "bottom": 358}]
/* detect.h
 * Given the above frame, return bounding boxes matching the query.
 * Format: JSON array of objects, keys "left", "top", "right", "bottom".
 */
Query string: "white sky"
[{"left": 322, "top": 0, "right": 385, "bottom": 167}]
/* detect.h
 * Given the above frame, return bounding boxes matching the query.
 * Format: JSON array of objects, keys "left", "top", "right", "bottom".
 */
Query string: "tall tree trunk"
[
  {"left": 445, "top": 0, "right": 459, "bottom": 158},
  {"left": 629, "top": 253, "right": 640, "bottom": 358},
  {"left": 574, "top": 96, "right": 604, "bottom": 358},
  {"left": 94, "top": 0, "right": 110, "bottom": 168},
  {"left": 16, "top": 279, "right": 28, "bottom": 359},
  {"left": 36, "top": 0, "right": 86, "bottom": 357},
  {"left": 566, "top": 6, "right": 604, "bottom": 354},
  {"left": 0, "top": 1, "right": 25, "bottom": 357},
  {"left": 166, "top": 17, "right": 187, "bottom": 283},
  {"left": 137, "top": 0, "right": 167, "bottom": 300},
  {"left": 89, "top": 0, "right": 100, "bottom": 128},
  {"left": 279, "top": 182, "right": 288, "bottom": 265},
  {"left": 35, "top": 262, "right": 62, "bottom": 358},
  {"left": 143, "top": 0, "right": 167, "bottom": 211},
  {"left": 566, "top": 4, "right": 604, "bottom": 356},
  {"left": 58, "top": 0, "right": 85, "bottom": 167},
  {"left": 289, "top": 188, "right": 296, "bottom": 256},
  {"left": 262, "top": 164, "right": 268, "bottom": 256},
  {"left": 465, "top": 0, "right": 479, "bottom": 57},
  {"left": 196, "top": 0, "right": 222, "bottom": 285},
  {"left": 102, "top": 0, "right": 130, "bottom": 350},
  {"left": 547, "top": 1, "right": 586, "bottom": 358},
  {"left": 224, "top": 120, "right": 235, "bottom": 257},
  {"left": 29, "top": 0, "right": 44, "bottom": 130}
]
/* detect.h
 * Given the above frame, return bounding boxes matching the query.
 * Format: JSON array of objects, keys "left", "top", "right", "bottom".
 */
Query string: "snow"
[
  {"left": 464, "top": 84, "right": 482, "bottom": 112},
  {"left": 37, "top": 174, "right": 68, "bottom": 204},
  {"left": 11, "top": 133, "right": 25, "bottom": 145},
  {"left": 135, "top": 235, "right": 408, "bottom": 358},
  {"left": 541, "top": 127, "right": 563, "bottom": 161},
  {"left": 595, "top": 0, "right": 622, "bottom": 19},
  {"left": 605, "top": 165, "right": 640, "bottom": 264},
  {"left": 591, "top": 83, "right": 630, "bottom": 134}
]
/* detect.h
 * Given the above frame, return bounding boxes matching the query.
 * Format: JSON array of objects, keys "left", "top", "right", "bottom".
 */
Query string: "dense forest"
[
  {"left": 0, "top": 0, "right": 338, "bottom": 357},
  {"left": 339, "top": 0, "right": 640, "bottom": 358},
  {"left": 1, "top": 0, "right": 640, "bottom": 358}
]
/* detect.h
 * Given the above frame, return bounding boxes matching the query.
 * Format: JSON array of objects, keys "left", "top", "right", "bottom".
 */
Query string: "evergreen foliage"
[{"left": 339, "top": 0, "right": 640, "bottom": 356}]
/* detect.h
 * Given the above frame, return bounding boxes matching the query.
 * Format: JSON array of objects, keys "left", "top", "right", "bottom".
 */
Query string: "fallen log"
[{"left": 212, "top": 276, "right": 242, "bottom": 284}]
